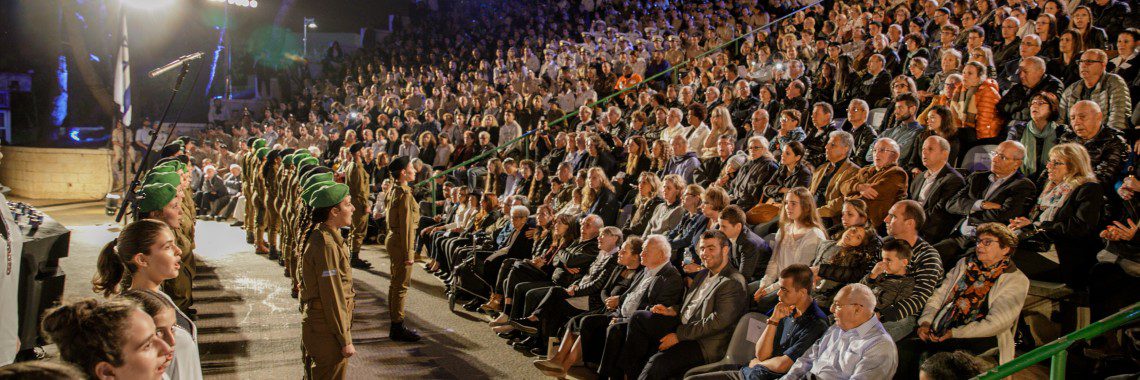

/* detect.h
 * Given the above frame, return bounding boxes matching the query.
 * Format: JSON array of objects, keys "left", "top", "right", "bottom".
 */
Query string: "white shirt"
[
  {"left": 620, "top": 261, "right": 667, "bottom": 318},
  {"left": 0, "top": 193, "right": 23, "bottom": 366},
  {"left": 781, "top": 317, "right": 898, "bottom": 379}
]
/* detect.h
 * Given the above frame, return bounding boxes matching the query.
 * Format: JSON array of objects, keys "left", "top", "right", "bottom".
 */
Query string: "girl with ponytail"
[
  {"left": 40, "top": 298, "right": 173, "bottom": 380},
  {"left": 91, "top": 219, "right": 202, "bottom": 379}
]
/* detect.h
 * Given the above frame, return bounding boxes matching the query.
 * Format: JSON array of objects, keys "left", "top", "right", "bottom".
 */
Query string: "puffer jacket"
[
  {"left": 1059, "top": 125, "right": 1129, "bottom": 185},
  {"left": 1060, "top": 72, "right": 1134, "bottom": 132},
  {"left": 956, "top": 78, "right": 1004, "bottom": 140}
]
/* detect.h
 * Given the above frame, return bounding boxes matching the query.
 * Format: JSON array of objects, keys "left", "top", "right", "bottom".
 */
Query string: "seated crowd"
[{"left": 92, "top": 0, "right": 1140, "bottom": 378}]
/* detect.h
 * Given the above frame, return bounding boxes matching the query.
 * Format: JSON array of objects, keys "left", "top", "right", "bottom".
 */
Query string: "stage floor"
[{"left": 46, "top": 202, "right": 590, "bottom": 379}]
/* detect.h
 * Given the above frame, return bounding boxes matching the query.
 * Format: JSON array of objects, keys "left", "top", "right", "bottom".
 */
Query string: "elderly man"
[
  {"left": 665, "top": 134, "right": 702, "bottom": 183},
  {"left": 908, "top": 136, "right": 966, "bottom": 240},
  {"left": 661, "top": 108, "right": 688, "bottom": 143},
  {"left": 1059, "top": 100, "right": 1129, "bottom": 188},
  {"left": 810, "top": 131, "right": 861, "bottom": 222},
  {"left": 839, "top": 138, "right": 909, "bottom": 227},
  {"left": 781, "top": 283, "right": 898, "bottom": 379},
  {"left": 935, "top": 141, "right": 1037, "bottom": 264},
  {"left": 597, "top": 235, "right": 685, "bottom": 380},
  {"left": 215, "top": 164, "right": 243, "bottom": 220},
  {"left": 997, "top": 56, "right": 1064, "bottom": 123},
  {"left": 619, "top": 230, "right": 748, "bottom": 380},
  {"left": 1059, "top": 49, "right": 1133, "bottom": 131},
  {"left": 850, "top": 54, "right": 893, "bottom": 108},
  {"left": 739, "top": 109, "right": 776, "bottom": 151},
  {"left": 997, "top": 34, "right": 1045, "bottom": 88},
  {"left": 729, "top": 136, "right": 780, "bottom": 211}
]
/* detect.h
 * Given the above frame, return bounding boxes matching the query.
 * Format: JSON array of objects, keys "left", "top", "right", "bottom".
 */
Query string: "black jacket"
[
  {"left": 732, "top": 228, "right": 772, "bottom": 283},
  {"left": 586, "top": 187, "right": 621, "bottom": 226},
  {"left": 618, "top": 263, "right": 686, "bottom": 312},
  {"left": 1059, "top": 126, "right": 1129, "bottom": 186},
  {"left": 947, "top": 171, "right": 1038, "bottom": 230},
  {"left": 841, "top": 120, "right": 879, "bottom": 167},
  {"left": 802, "top": 124, "right": 835, "bottom": 168},
  {"left": 763, "top": 162, "right": 813, "bottom": 203},
  {"left": 908, "top": 166, "right": 966, "bottom": 240},
  {"left": 997, "top": 75, "right": 1064, "bottom": 122},
  {"left": 849, "top": 71, "right": 892, "bottom": 108},
  {"left": 728, "top": 157, "right": 780, "bottom": 210},
  {"left": 551, "top": 238, "right": 601, "bottom": 287},
  {"left": 622, "top": 197, "right": 664, "bottom": 237}
]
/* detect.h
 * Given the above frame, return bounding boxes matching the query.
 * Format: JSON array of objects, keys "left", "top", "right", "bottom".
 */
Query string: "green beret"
[
  {"left": 297, "top": 156, "right": 319, "bottom": 168},
  {"left": 302, "top": 172, "right": 335, "bottom": 190},
  {"left": 300, "top": 182, "right": 325, "bottom": 205},
  {"left": 138, "top": 183, "right": 177, "bottom": 213},
  {"left": 282, "top": 154, "right": 297, "bottom": 167},
  {"left": 252, "top": 138, "right": 267, "bottom": 149},
  {"left": 148, "top": 164, "right": 177, "bottom": 174},
  {"left": 145, "top": 171, "right": 181, "bottom": 187},
  {"left": 255, "top": 147, "right": 269, "bottom": 159},
  {"left": 304, "top": 182, "right": 350, "bottom": 209},
  {"left": 291, "top": 151, "right": 311, "bottom": 165}
]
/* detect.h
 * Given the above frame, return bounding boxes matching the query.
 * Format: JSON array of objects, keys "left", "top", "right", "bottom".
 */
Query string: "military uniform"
[
  {"left": 384, "top": 183, "right": 418, "bottom": 326},
  {"left": 300, "top": 221, "right": 355, "bottom": 380},
  {"left": 346, "top": 159, "right": 371, "bottom": 254}
]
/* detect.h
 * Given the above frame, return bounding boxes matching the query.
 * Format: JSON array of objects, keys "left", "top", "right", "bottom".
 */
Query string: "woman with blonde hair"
[
  {"left": 753, "top": 187, "right": 827, "bottom": 309},
  {"left": 622, "top": 172, "right": 664, "bottom": 237},
  {"left": 584, "top": 167, "right": 619, "bottom": 225},
  {"left": 649, "top": 139, "right": 673, "bottom": 175},
  {"left": 700, "top": 106, "right": 735, "bottom": 159},
  {"left": 1008, "top": 143, "right": 1104, "bottom": 287}
]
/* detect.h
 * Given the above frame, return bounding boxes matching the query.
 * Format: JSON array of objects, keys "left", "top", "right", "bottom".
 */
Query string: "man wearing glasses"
[
  {"left": 1059, "top": 49, "right": 1133, "bottom": 132},
  {"left": 781, "top": 283, "right": 898, "bottom": 379},
  {"left": 934, "top": 141, "right": 1037, "bottom": 265},
  {"left": 996, "top": 56, "right": 1063, "bottom": 123}
]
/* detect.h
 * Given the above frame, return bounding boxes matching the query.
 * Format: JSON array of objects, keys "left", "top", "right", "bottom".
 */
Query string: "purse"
[
  {"left": 1016, "top": 224, "right": 1052, "bottom": 253},
  {"left": 747, "top": 193, "right": 781, "bottom": 224}
]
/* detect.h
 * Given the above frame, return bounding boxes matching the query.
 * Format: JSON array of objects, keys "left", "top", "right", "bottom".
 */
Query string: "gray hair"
[
  {"left": 840, "top": 283, "right": 878, "bottom": 310},
  {"left": 644, "top": 234, "right": 672, "bottom": 257},
  {"left": 601, "top": 226, "right": 623, "bottom": 240},
  {"left": 828, "top": 130, "right": 855, "bottom": 152},
  {"left": 876, "top": 137, "right": 902, "bottom": 157},
  {"left": 584, "top": 214, "right": 605, "bottom": 229},
  {"left": 1022, "top": 56, "right": 1047, "bottom": 71},
  {"left": 510, "top": 205, "right": 531, "bottom": 218}
]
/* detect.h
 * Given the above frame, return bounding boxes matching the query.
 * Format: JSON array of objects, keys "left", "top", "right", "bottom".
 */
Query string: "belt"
[{"left": 305, "top": 300, "right": 324, "bottom": 311}]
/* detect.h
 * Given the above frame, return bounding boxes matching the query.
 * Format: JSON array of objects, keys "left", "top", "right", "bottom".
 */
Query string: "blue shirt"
[{"left": 741, "top": 301, "right": 830, "bottom": 380}]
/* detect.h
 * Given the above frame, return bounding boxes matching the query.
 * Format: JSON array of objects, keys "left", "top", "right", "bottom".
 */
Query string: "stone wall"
[{"left": 0, "top": 147, "right": 112, "bottom": 200}]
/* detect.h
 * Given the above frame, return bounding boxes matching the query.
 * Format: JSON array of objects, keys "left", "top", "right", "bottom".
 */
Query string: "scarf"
[
  {"left": 931, "top": 255, "right": 1010, "bottom": 335},
  {"left": 1035, "top": 181, "right": 1075, "bottom": 223},
  {"left": 1020, "top": 120, "right": 1058, "bottom": 175}
]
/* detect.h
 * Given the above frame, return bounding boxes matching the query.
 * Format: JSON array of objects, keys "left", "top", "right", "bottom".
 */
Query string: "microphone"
[{"left": 149, "top": 52, "right": 205, "bottom": 78}]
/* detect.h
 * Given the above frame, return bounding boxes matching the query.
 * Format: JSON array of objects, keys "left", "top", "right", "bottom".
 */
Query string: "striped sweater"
[{"left": 877, "top": 237, "right": 944, "bottom": 321}]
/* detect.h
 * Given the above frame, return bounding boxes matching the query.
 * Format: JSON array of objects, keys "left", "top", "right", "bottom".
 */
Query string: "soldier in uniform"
[
  {"left": 299, "top": 181, "right": 357, "bottom": 379},
  {"left": 345, "top": 143, "right": 373, "bottom": 269},
  {"left": 384, "top": 156, "right": 422, "bottom": 342},
  {"left": 138, "top": 160, "right": 198, "bottom": 318},
  {"left": 251, "top": 147, "right": 271, "bottom": 254},
  {"left": 261, "top": 149, "right": 283, "bottom": 261}
]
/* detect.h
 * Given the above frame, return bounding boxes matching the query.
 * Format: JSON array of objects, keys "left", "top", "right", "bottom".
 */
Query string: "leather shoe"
[
  {"left": 462, "top": 299, "right": 482, "bottom": 312},
  {"left": 497, "top": 330, "right": 521, "bottom": 340},
  {"left": 510, "top": 318, "right": 539, "bottom": 335},
  {"left": 389, "top": 324, "right": 422, "bottom": 342},
  {"left": 350, "top": 258, "right": 372, "bottom": 269}
]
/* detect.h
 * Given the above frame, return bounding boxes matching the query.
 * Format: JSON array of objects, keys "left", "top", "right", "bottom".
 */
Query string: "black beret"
[
  {"left": 280, "top": 148, "right": 296, "bottom": 156},
  {"left": 246, "top": 137, "right": 258, "bottom": 147},
  {"left": 388, "top": 156, "right": 410, "bottom": 177},
  {"left": 160, "top": 143, "right": 183, "bottom": 158},
  {"left": 266, "top": 149, "right": 282, "bottom": 162},
  {"left": 349, "top": 142, "right": 365, "bottom": 154}
]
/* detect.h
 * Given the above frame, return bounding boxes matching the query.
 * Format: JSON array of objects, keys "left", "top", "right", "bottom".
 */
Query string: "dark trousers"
[
  {"left": 570, "top": 312, "right": 612, "bottom": 364},
  {"left": 895, "top": 334, "right": 998, "bottom": 380},
  {"left": 933, "top": 235, "right": 973, "bottom": 267},
  {"left": 642, "top": 340, "right": 707, "bottom": 380},
  {"left": 617, "top": 310, "right": 682, "bottom": 380},
  {"left": 1089, "top": 262, "right": 1140, "bottom": 321},
  {"left": 597, "top": 321, "right": 630, "bottom": 380},
  {"left": 511, "top": 282, "right": 554, "bottom": 320},
  {"left": 532, "top": 286, "right": 587, "bottom": 341}
]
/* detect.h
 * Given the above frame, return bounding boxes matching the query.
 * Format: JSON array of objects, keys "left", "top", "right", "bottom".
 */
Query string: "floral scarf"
[
  {"left": 1035, "top": 181, "right": 1075, "bottom": 223},
  {"left": 931, "top": 255, "right": 1010, "bottom": 336}
]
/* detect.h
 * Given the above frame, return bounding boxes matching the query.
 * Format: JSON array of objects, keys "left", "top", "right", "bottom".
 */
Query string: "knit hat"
[{"left": 137, "top": 183, "right": 177, "bottom": 213}]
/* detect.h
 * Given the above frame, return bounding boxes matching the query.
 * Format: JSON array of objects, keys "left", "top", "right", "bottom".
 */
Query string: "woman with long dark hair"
[{"left": 41, "top": 298, "right": 174, "bottom": 380}]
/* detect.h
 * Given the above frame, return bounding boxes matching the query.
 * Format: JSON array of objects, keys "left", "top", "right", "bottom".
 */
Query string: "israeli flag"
[{"left": 113, "top": 14, "right": 131, "bottom": 127}]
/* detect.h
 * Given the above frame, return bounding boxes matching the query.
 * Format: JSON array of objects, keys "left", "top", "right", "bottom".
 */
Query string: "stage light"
[
  {"left": 307, "top": 22, "right": 317, "bottom": 29},
  {"left": 122, "top": 0, "right": 176, "bottom": 10},
  {"left": 208, "top": 0, "right": 258, "bottom": 8}
]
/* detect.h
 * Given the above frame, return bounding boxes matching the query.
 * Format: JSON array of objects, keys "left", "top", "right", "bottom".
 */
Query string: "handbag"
[
  {"left": 747, "top": 194, "right": 781, "bottom": 224},
  {"left": 1016, "top": 225, "right": 1052, "bottom": 253}
]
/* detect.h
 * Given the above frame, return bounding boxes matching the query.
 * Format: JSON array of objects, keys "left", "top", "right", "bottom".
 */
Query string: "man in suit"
[
  {"left": 598, "top": 235, "right": 685, "bottom": 380},
  {"left": 839, "top": 138, "right": 909, "bottom": 228},
  {"left": 477, "top": 206, "right": 537, "bottom": 290},
  {"left": 718, "top": 205, "right": 771, "bottom": 284},
  {"left": 810, "top": 131, "right": 861, "bottom": 224},
  {"left": 617, "top": 230, "right": 748, "bottom": 379},
  {"left": 728, "top": 136, "right": 780, "bottom": 211},
  {"left": 908, "top": 136, "right": 966, "bottom": 240},
  {"left": 934, "top": 141, "right": 1037, "bottom": 264}
]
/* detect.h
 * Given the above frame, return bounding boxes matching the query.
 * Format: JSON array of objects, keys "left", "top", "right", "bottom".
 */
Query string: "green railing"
[{"left": 975, "top": 302, "right": 1140, "bottom": 379}]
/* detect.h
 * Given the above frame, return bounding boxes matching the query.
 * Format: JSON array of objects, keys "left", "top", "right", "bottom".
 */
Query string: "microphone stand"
[{"left": 115, "top": 61, "right": 193, "bottom": 223}]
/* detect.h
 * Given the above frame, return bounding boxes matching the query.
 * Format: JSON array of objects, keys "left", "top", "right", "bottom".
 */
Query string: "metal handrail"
[{"left": 975, "top": 302, "right": 1140, "bottom": 379}]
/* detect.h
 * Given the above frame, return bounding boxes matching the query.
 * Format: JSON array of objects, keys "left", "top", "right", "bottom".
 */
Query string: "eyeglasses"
[
  {"left": 988, "top": 151, "right": 1021, "bottom": 161},
  {"left": 1077, "top": 59, "right": 1105, "bottom": 64},
  {"left": 748, "top": 145, "right": 764, "bottom": 150},
  {"left": 1030, "top": 100, "right": 1049, "bottom": 106},
  {"left": 977, "top": 238, "right": 1001, "bottom": 247},
  {"left": 830, "top": 302, "right": 863, "bottom": 311}
]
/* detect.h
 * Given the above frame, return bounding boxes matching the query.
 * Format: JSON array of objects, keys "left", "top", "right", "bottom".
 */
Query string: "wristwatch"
[{"left": 766, "top": 319, "right": 780, "bottom": 327}]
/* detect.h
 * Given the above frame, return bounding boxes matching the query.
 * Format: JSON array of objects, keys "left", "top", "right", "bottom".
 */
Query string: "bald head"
[{"left": 1069, "top": 100, "right": 1104, "bottom": 139}]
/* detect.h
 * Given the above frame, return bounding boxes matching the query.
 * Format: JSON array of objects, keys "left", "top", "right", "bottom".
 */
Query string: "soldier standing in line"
[
  {"left": 346, "top": 143, "right": 373, "bottom": 269},
  {"left": 299, "top": 181, "right": 357, "bottom": 380},
  {"left": 384, "top": 156, "right": 422, "bottom": 342},
  {"left": 252, "top": 147, "right": 271, "bottom": 254}
]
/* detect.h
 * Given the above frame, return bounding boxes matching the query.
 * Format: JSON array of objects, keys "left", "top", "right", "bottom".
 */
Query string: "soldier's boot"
[
  {"left": 267, "top": 246, "right": 280, "bottom": 261},
  {"left": 350, "top": 251, "right": 372, "bottom": 269},
  {"left": 246, "top": 231, "right": 254, "bottom": 244},
  {"left": 389, "top": 322, "right": 422, "bottom": 342}
]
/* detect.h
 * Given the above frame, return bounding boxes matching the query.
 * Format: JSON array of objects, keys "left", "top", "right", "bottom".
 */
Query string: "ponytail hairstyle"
[
  {"left": 40, "top": 298, "right": 141, "bottom": 378},
  {"left": 299, "top": 203, "right": 331, "bottom": 261},
  {"left": 93, "top": 219, "right": 171, "bottom": 297}
]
